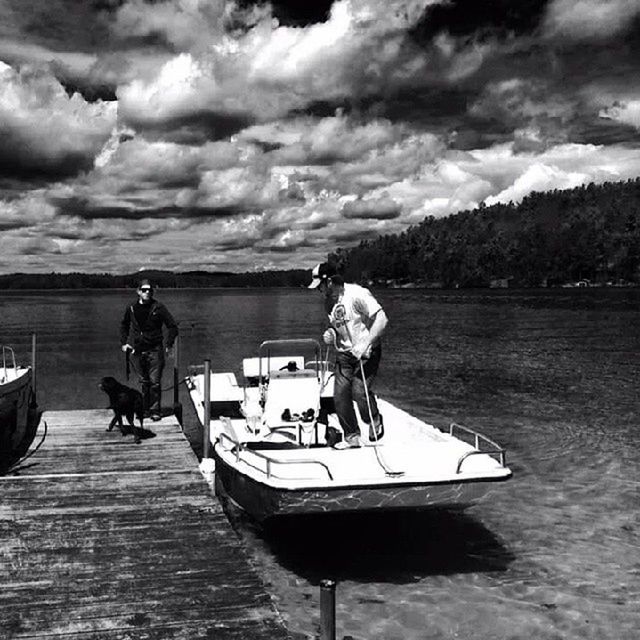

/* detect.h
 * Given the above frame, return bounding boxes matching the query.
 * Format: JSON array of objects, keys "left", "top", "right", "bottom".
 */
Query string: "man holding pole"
[{"left": 308, "top": 262, "right": 388, "bottom": 449}]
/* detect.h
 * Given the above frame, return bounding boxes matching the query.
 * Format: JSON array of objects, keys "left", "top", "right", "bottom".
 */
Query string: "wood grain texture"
[{"left": 1, "top": 410, "right": 291, "bottom": 640}]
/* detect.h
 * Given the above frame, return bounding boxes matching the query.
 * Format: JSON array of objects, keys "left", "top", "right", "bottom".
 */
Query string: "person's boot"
[{"left": 368, "top": 415, "right": 384, "bottom": 442}]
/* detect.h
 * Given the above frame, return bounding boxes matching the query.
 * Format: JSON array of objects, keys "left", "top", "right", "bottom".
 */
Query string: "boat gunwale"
[
  {"left": 0, "top": 366, "right": 32, "bottom": 394},
  {"left": 213, "top": 443, "right": 513, "bottom": 494},
  {"left": 214, "top": 453, "right": 511, "bottom": 521}
]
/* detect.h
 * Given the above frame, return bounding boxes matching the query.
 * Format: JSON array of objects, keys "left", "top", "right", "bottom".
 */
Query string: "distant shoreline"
[{"left": 1, "top": 282, "right": 637, "bottom": 293}]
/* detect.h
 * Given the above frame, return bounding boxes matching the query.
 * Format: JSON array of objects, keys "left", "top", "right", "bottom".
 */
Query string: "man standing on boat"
[
  {"left": 120, "top": 279, "right": 178, "bottom": 421},
  {"left": 309, "top": 262, "right": 388, "bottom": 449}
]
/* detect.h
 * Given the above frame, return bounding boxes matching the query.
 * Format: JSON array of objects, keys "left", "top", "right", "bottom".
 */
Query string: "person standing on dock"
[
  {"left": 308, "top": 262, "right": 388, "bottom": 449},
  {"left": 120, "top": 279, "right": 178, "bottom": 421}
]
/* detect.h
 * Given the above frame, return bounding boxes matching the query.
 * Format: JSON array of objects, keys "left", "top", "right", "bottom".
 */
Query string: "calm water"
[{"left": 2, "top": 287, "right": 640, "bottom": 639}]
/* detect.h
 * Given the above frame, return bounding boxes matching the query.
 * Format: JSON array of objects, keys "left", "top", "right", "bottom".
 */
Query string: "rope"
[
  {"left": 336, "top": 320, "right": 403, "bottom": 475},
  {"left": 5, "top": 418, "right": 48, "bottom": 474},
  {"left": 359, "top": 359, "right": 404, "bottom": 477},
  {"left": 125, "top": 351, "right": 188, "bottom": 393}
]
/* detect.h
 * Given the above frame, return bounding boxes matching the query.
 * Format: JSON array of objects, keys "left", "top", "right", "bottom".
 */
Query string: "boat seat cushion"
[{"left": 262, "top": 375, "right": 321, "bottom": 426}]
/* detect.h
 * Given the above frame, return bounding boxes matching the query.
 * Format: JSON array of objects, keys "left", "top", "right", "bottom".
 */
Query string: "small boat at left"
[{"left": 0, "top": 340, "right": 43, "bottom": 473}]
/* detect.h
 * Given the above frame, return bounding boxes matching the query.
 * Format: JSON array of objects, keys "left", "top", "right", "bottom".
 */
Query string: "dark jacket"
[{"left": 120, "top": 300, "right": 178, "bottom": 352}]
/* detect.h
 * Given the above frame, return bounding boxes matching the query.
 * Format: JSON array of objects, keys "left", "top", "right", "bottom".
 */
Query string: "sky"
[{"left": 1, "top": 0, "right": 640, "bottom": 274}]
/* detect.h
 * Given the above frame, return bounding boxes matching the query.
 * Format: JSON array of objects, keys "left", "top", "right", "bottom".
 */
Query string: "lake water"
[{"left": 2, "top": 287, "right": 639, "bottom": 639}]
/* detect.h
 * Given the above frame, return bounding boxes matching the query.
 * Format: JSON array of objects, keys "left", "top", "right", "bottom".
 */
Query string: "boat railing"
[
  {"left": 218, "top": 431, "right": 334, "bottom": 481},
  {"left": 259, "top": 339, "right": 322, "bottom": 383},
  {"left": 449, "top": 422, "right": 507, "bottom": 473},
  {"left": 1, "top": 345, "right": 17, "bottom": 381}
]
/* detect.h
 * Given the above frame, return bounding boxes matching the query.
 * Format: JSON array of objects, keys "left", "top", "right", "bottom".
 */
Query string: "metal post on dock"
[
  {"left": 31, "top": 333, "right": 37, "bottom": 394},
  {"left": 203, "top": 358, "right": 211, "bottom": 459},
  {"left": 198, "top": 358, "right": 215, "bottom": 487},
  {"left": 320, "top": 579, "right": 336, "bottom": 640},
  {"left": 173, "top": 336, "right": 180, "bottom": 407},
  {"left": 172, "top": 336, "right": 182, "bottom": 423}
]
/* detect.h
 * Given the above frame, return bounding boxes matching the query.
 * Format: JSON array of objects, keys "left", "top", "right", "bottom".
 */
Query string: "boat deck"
[
  {"left": 214, "top": 398, "right": 511, "bottom": 489},
  {"left": 0, "top": 409, "right": 291, "bottom": 640}
]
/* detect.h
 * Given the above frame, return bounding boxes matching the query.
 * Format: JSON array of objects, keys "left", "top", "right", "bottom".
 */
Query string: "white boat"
[
  {"left": 0, "top": 343, "right": 42, "bottom": 473},
  {"left": 187, "top": 339, "right": 512, "bottom": 522}
]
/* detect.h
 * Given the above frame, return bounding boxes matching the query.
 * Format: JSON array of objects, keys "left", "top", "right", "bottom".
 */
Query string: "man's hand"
[
  {"left": 121, "top": 344, "right": 134, "bottom": 353},
  {"left": 322, "top": 328, "right": 336, "bottom": 345},
  {"left": 351, "top": 340, "right": 371, "bottom": 361}
]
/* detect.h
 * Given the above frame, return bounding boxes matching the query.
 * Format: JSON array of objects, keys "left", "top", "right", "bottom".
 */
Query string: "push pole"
[
  {"left": 320, "top": 579, "right": 336, "bottom": 640},
  {"left": 203, "top": 359, "right": 211, "bottom": 460}
]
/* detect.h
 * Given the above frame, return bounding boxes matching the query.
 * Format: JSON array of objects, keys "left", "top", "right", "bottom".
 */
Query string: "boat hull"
[
  {"left": 0, "top": 369, "right": 42, "bottom": 473},
  {"left": 214, "top": 451, "right": 505, "bottom": 523}
]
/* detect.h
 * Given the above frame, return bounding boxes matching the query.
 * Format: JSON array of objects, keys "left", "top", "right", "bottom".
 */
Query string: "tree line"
[
  {"left": 0, "top": 269, "right": 310, "bottom": 290},
  {"left": 329, "top": 178, "right": 640, "bottom": 288},
  {"left": 2, "top": 177, "right": 640, "bottom": 290}
]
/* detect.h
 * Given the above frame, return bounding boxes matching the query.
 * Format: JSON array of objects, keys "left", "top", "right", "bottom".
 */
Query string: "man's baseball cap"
[{"left": 308, "top": 262, "right": 337, "bottom": 288}]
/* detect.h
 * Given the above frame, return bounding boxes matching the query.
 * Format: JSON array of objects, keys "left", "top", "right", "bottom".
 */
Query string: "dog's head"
[{"left": 99, "top": 376, "right": 120, "bottom": 393}]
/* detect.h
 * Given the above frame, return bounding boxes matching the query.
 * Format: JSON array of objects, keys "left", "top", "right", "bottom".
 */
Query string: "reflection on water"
[{"left": 2, "top": 287, "right": 640, "bottom": 639}]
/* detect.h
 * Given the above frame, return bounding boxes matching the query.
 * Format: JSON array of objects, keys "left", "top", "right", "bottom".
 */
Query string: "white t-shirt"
[{"left": 328, "top": 283, "right": 383, "bottom": 353}]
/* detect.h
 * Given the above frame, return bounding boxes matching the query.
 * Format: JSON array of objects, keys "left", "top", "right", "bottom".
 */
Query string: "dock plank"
[{"left": 0, "top": 410, "right": 291, "bottom": 640}]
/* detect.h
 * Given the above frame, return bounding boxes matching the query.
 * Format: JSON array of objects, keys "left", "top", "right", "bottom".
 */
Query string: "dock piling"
[
  {"left": 199, "top": 358, "right": 215, "bottom": 486},
  {"left": 320, "top": 579, "right": 336, "bottom": 640},
  {"left": 203, "top": 358, "right": 211, "bottom": 459},
  {"left": 31, "top": 333, "right": 36, "bottom": 394},
  {"left": 173, "top": 335, "right": 180, "bottom": 407}
]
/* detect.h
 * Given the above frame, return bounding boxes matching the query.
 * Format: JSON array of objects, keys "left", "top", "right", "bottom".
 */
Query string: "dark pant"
[
  {"left": 132, "top": 347, "right": 165, "bottom": 414},
  {"left": 334, "top": 345, "right": 381, "bottom": 439}
]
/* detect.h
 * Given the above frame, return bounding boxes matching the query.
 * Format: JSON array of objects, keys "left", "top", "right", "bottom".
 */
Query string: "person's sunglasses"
[{"left": 139, "top": 287, "right": 152, "bottom": 292}]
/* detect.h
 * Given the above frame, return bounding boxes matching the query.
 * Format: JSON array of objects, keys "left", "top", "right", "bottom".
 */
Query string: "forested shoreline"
[
  {"left": 2, "top": 178, "right": 640, "bottom": 290},
  {"left": 0, "top": 269, "right": 309, "bottom": 290},
  {"left": 331, "top": 178, "right": 640, "bottom": 288}
]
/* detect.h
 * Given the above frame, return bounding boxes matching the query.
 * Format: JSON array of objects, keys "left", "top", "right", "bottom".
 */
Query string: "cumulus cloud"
[
  {"left": 376, "top": 141, "right": 640, "bottom": 220},
  {"left": 271, "top": 116, "right": 406, "bottom": 165},
  {"left": 476, "top": 143, "right": 640, "bottom": 206},
  {"left": 0, "top": 62, "right": 116, "bottom": 179},
  {"left": 50, "top": 113, "right": 430, "bottom": 224},
  {"left": 0, "top": 39, "right": 98, "bottom": 82},
  {"left": 0, "top": 191, "right": 58, "bottom": 230},
  {"left": 470, "top": 79, "right": 575, "bottom": 138},
  {"left": 600, "top": 100, "right": 640, "bottom": 130},
  {"left": 3, "top": 0, "right": 640, "bottom": 273},
  {"left": 38, "top": 107, "right": 640, "bottom": 271},
  {"left": 542, "top": 0, "right": 640, "bottom": 40},
  {"left": 484, "top": 162, "right": 587, "bottom": 206},
  {"left": 341, "top": 194, "right": 402, "bottom": 219},
  {"left": 115, "top": 0, "right": 455, "bottom": 132},
  {"left": 112, "top": 0, "right": 228, "bottom": 50}
]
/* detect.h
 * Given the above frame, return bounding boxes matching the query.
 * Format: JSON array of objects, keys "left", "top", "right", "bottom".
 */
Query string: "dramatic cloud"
[
  {"left": 600, "top": 101, "right": 640, "bottom": 130},
  {"left": 112, "top": 0, "right": 228, "bottom": 50},
  {"left": 115, "top": 0, "right": 458, "bottom": 132},
  {"left": 1, "top": 0, "right": 640, "bottom": 273},
  {"left": 542, "top": 0, "right": 640, "bottom": 40},
  {"left": 0, "top": 62, "right": 116, "bottom": 178},
  {"left": 342, "top": 194, "right": 402, "bottom": 219},
  {"left": 0, "top": 191, "right": 57, "bottom": 230}
]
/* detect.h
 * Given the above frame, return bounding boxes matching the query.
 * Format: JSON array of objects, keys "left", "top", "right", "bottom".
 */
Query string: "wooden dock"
[{"left": 0, "top": 410, "right": 291, "bottom": 640}]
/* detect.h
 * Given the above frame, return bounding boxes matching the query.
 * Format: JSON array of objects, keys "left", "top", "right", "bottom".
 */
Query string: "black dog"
[{"left": 99, "top": 376, "right": 144, "bottom": 444}]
